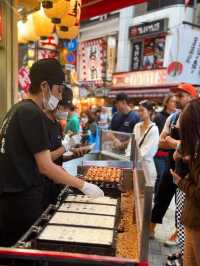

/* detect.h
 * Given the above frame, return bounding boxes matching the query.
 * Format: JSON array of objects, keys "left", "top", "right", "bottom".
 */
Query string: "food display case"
[{"left": 0, "top": 130, "right": 152, "bottom": 266}]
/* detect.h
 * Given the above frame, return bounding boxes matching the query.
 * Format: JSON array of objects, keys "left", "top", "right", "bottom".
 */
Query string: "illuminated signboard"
[{"left": 112, "top": 69, "right": 174, "bottom": 88}]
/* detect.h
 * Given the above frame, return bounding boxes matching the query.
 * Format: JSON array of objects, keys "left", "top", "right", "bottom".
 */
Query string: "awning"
[
  {"left": 108, "top": 87, "right": 171, "bottom": 99},
  {"left": 17, "top": 0, "right": 146, "bottom": 19},
  {"left": 81, "top": 0, "right": 146, "bottom": 20}
]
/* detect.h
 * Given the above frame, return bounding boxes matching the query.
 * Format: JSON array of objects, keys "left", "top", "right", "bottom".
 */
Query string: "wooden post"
[{"left": 0, "top": 0, "right": 18, "bottom": 123}]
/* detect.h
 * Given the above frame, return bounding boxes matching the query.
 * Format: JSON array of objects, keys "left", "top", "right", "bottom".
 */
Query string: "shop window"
[{"left": 131, "top": 36, "right": 165, "bottom": 71}]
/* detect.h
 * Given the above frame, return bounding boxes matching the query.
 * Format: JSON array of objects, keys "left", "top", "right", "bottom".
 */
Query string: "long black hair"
[{"left": 180, "top": 98, "right": 200, "bottom": 183}]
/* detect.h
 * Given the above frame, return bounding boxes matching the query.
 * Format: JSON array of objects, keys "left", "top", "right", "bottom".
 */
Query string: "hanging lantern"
[
  {"left": 57, "top": 25, "right": 79, "bottom": 40},
  {"left": 18, "top": 21, "right": 27, "bottom": 44},
  {"left": 76, "top": 0, "right": 82, "bottom": 24},
  {"left": 41, "top": 0, "right": 60, "bottom": 9},
  {"left": 43, "top": 0, "right": 70, "bottom": 24},
  {"left": 59, "top": 13, "right": 76, "bottom": 29},
  {"left": 17, "top": 0, "right": 40, "bottom": 11},
  {"left": 32, "top": 8, "right": 54, "bottom": 39},
  {"left": 24, "top": 14, "right": 39, "bottom": 42},
  {"left": 58, "top": 0, "right": 81, "bottom": 29}
]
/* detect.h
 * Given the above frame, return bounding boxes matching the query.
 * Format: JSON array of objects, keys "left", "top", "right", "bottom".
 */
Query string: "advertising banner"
[{"left": 167, "top": 27, "right": 200, "bottom": 85}]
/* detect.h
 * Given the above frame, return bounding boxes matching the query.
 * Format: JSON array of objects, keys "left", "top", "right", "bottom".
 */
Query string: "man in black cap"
[{"left": 0, "top": 59, "right": 103, "bottom": 247}]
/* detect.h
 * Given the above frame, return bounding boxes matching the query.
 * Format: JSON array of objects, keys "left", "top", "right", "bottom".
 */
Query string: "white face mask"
[{"left": 43, "top": 85, "right": 60, "bottom": 111}]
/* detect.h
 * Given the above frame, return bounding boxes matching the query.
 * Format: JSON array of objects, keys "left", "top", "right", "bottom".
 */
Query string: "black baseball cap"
[
  {"left": 115, "top": 92, "right": 129, "bottom": 102},
  {"left": 59, "top": 85, "right": 73, "bottom": 107},
  {"left": 30, "top": 59, "right": 65, "bottom": 88}
]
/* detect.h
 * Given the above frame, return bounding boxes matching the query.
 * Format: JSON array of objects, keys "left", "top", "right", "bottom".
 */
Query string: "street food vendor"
[{"left": 0, "top": 59, "right": 104, "bottom": 247}]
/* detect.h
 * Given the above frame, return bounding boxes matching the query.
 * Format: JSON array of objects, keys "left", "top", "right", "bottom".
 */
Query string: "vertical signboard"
[
  {"left": 0, "top": 3, "right": 3, "bottom": 47},
  {"left": 167, "top": 26, "right": 200, "bottom": 85}
]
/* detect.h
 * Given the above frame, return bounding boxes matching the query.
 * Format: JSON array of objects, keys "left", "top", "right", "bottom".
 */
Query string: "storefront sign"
[
  {"left": 132, "top": 41, "right": 142, "bottom": 70},
  {"left": 167, "top": 27, "right": 200, "bottom": 85},
  {"left": 112, "top": 69, "right": 170, "bottom": 88},
  {"left": 106, "top": 36, "right": 116, "bottom": 81},
  {"left": 129, "top": 19, "right": 168, "bottom": 39},
  {"left": 79, "top": 38, "right": 107, "bottom": 82},
  {"left": 0, "top": 3, "right": 3, "bottom": 46}
]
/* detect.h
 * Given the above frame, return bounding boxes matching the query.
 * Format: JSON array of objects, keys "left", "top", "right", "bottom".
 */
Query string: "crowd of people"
[{"left": 0, "top": 59, "right": 199, "bottom": 266}]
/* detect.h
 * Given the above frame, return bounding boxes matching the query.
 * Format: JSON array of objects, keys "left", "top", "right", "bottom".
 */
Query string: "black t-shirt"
[
  {"left": 110, "top": 111, "right": 140, "bottom": 133},
  {"left": 153, "top": 110, "right": 170, "bottom": 134},
  {"left": 44, "top": 115, "right": 63, "bottom": 166},
  {"left": 42, "top": 115, "right": 64, "bottom": 208},
  {"left": 0, "top": 99, "right": 49, "bottom": 194}
]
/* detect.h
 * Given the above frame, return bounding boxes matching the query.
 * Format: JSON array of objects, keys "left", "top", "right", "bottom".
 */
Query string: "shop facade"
[
  {"left": 116, "top": 3, "right": 194, "bottom": 72},
  {"left": 110, "top": 68, "right": 177, "bottom": 102},
  {"left": 76, "top": 15, "right": 119, "bottom": 110}
]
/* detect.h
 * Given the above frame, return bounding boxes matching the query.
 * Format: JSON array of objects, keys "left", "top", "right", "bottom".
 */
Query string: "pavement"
[{"left": 149, "top": 197, "right": 177, "bottom": 266}]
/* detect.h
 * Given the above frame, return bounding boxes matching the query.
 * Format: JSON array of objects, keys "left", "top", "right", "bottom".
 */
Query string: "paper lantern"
[
  {"left": 32, "top": 8, "right": 54, "bottom": 39},
  {"left": 41, "top": 0, "right": 61, "bottom": 8},
  {"left": 24, "top": 14, "right": 39, "bottom": 42},
  {"left": 43, "top": 0, "right": 70, "bottom": 24},
  {"left": 57, "top": 25, "right": 79, "bottom": 40},
  {"left": 18, "top": 21, "right": 27, "bottom": 44}
]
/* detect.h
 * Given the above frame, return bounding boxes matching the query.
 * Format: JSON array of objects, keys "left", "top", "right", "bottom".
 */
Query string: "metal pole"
[{"left": 193, "top": 0, "right": 198, "bottom": 25}]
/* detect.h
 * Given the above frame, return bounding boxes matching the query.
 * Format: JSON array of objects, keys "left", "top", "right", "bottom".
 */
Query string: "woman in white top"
[{"left": 128, "top": 100, "right": 159, "bottom": 185}]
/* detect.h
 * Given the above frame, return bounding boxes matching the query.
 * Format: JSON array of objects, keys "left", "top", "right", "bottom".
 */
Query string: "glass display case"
[{"left": 99, "top": 129, "right": 136, "bottom": 162}]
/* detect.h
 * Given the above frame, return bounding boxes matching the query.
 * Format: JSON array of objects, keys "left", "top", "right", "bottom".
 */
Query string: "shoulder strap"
[
  {"left": 169, "top": 111, "right": 180, "bottom": 128},
  {"left": 139, "top": 124, "right": 154, "bottom": 148}
]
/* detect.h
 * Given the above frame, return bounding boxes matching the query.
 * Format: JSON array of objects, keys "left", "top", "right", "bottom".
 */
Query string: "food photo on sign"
[{"left": 143, "top": 38, "right": 155, "bottom": 69}]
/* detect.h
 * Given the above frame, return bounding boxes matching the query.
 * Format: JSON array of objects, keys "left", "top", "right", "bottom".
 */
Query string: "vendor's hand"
[
  {"left": 80, "top": 181, "right": 104, "bottom": 198},
  {"left": 170, "top": 169, "right": 182, "bottom": 185}
]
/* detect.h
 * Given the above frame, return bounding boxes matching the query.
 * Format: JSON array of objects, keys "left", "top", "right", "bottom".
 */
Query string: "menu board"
[
  {"left": 143, "top": 38, "right": 155, "bottom": 70},
  {"left": 132, "top": 36, "right": 165, "bottom": 70},
  {"left": 132, "top": 42, "right": 142, "bottom": 70}
]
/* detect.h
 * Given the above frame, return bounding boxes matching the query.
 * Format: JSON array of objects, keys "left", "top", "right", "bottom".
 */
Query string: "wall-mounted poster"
[{"left": 79, "top": 38, "right": 107, "bottom": 84}]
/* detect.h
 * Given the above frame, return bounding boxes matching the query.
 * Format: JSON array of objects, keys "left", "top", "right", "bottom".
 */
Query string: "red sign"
[
  {"left": 112, "top": 69, "right": 174, "bottom": 88},
  {"left": 185, "top": 0, "right": 191, "bottom": 6},
  {"left": 0, "top": 3, "right": 3, "bottom": 43}
]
